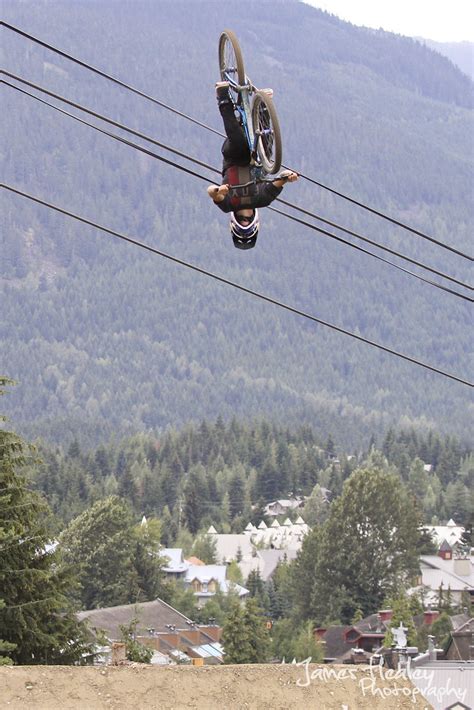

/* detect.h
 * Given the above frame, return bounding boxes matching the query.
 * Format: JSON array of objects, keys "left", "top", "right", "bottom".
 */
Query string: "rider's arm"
[
  {"left": 207, "top": 184, "right": 230, "bottom": 203},
  {"left": 273, "top": 171, "right": 299, "bottom": 189}
]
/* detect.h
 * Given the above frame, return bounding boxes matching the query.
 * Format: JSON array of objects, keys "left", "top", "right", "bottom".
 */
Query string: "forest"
[
  {"left": 23, "top": 416, "right": 472, "bottom": 534},
  {"left": 2, "top": 0, "right": 473, "bottom": 449},
  {"left": 1, "top": 371, "right": 472, "bottom": 664}
]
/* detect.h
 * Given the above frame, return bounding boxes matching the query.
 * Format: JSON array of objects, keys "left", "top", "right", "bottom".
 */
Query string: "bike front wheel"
[
  {"left": 218, "top": 29, "right": 245, "bottom": 102},
  {"left": 251, "top": 91, "right": 282, "bottom": 174}
]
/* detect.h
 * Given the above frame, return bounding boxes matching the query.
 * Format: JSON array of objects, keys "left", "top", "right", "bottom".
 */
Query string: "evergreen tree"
[
  {"left": 293, "top": 620, "right": 324, "bottom": 662},
  {"left": 302, "top": 483, "right": 329, "bottom": 526},
  {"left": 192, "top": 533, "right": 217, "bottom": 564},
  {"left": 383, "top": 591, "right": 417, "bottom": 647},
  {"left": 228, "top": 472, "right": 245, "bottom": 519},
  {"left": 0, "top": 378, "right": 92, "bottom": 664},
  {"left": 227, "top": 560, "right": 244, "bottom": 585},
  {"left": 222, "top": 599, "right": 252, "bottom": 664},
  {"left": 183, "top": 469, "right": 205, "bottom": 534},
  {"left": 0, "top": 602, "right": 15, "bottom": 665},
  {"left": 133, "top": 518, "right": 167, "bottom": 601},
  {"left": 243, "top": 597, "right": 269, "bottom": 663}
]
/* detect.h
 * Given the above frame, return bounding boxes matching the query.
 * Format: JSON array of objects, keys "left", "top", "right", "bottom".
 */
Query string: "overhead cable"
[
  {"left": 0, "top": 20, "right": 223, "bottom": 137},
  {"left": 3, "top": 75, "right": 472, "bottom": 297},
  {"left": 2, "top": 20, "right": 471, "bottom": 262},
  {"left": 2, "top": 183, "right": 473, "bottom": 388},
  {"left": 1, "top": 72, "right": 217, "bottom": 181}
]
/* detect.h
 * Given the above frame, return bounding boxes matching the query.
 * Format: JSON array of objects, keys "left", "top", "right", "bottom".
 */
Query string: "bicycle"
[{"left": 218, "top": 29, "right": 282, "bottom": 176}]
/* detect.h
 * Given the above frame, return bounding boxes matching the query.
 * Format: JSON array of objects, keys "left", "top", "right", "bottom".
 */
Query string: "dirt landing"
[{"left": 0, "top": 664, "right": 432, "bottom": 709}]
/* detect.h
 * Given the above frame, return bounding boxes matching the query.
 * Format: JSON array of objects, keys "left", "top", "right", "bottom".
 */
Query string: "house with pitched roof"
[
  {"left": 78, "top": 598, "right": 224, "bottom": 665},
  {"left": 424, "top": 519, "right": 465, "bottom": 550},
  {"left": 185, "top": 563, "right": 248, "bottom": 607},
  {"left": 159, "top": 549, "right": 249, "bottom": 607},
  {"left": 412, "top": 552, "right": 473, "bottom": 607}
]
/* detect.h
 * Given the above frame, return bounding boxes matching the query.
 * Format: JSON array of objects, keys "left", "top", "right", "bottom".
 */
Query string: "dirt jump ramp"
[{"left": 0, "top": 663, "right": 432, "bottom": 709}]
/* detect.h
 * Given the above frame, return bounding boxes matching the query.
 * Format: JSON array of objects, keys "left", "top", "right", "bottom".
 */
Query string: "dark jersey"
[{"left": 216, "top": 164, "right": 282, "bottom": 214}]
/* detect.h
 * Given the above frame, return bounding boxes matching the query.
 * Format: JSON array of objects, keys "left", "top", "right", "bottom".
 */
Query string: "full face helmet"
[{"left": 230, "top": 209, "right": 259, "bottom": 250}]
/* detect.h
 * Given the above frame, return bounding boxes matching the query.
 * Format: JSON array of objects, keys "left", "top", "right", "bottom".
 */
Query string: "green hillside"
[{"left": 1, "top": 0, "right": 473, "bottom": 448}]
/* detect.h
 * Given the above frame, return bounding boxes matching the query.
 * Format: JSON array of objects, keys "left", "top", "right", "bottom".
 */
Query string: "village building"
[
  {"left": 78, "top": 598, "right": 224, "bottom": 665},
  {"left": 411, "top": 551, "right": 473, "bottom": 607},
  {"left": 160, "top": 548, "right": 249, "bottom": 606},
  {"left": 424, "top": 519, "right": 465, "bottom": 550}
]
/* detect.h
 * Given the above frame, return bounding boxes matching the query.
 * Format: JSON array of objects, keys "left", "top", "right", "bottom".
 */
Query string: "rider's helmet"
[{"left": 230, "top": 209, "right": 259, "bottom": 250}]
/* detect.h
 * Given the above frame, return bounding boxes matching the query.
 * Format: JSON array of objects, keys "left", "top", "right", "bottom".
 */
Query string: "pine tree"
[
  {"left": 0, "top": 378, "right": 92, "bottom": 664},
  {"left": 243, "top": 597, "right": 269, "bottom": 663},
  {"left": 192, "top": 533, "right": 217, "bottom": 564},
  {"left": 183, "top": 469, "right": 205, "bottom": 534},
  {"left": 0, "top": 602, "right": 15, "bottom": 665},
  {"left": 383, "top": 591, "right": 417, "bottom": 647},
  {"left": 228, "top": 472, "right": 245, "bottom": 519},
  {"left": 222, "top": 599, "right": 252, "bottom": 663},
  {"left": 293, "top": 620, "right": 324, "bottom": 662}
]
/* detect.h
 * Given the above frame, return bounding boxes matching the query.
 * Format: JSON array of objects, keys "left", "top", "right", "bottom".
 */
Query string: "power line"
[
  {"left": 1, "top": 72, "right": 216, "bottom": 183},
  {"left": 286, "top": 169, "right": 473, "bottom": 262},
  {"left": 275, "top": 199, "right": 473, "bottom": 291},
  {"left": 269, "top": 205, "right": 473, "bottom": 297},
  {"left": 0, "top": 21, "right": 223, "bottom": 137},
  {"left": 2, "top": 20, "right": 471, "bottom": 262},
  {"left": 2, "top": 183, "right": 472, "bottom": 388},
  {"left": 3, "top": 75, "right": 472, "bottom": 298}
]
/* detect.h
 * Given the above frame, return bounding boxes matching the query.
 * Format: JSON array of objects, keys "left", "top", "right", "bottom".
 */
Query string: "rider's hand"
[
  {"left": 207, "top": 183, "right": 230, "bottom": 202},
  {"left": 207, "top": 185, "right": 220, "bottom": 198},
  {"left": 280, "top": 170, "right": 298, "bottom": 183}
]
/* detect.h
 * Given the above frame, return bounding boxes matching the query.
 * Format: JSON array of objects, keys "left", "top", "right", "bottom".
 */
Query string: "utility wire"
[
  {"left": 2, "top": 20, "right": 471, "bottom": 262},
  {"left": 2, "top": 183, "right": 472, "bottom": 388},
  {"left": 268, "top": 205, "right": 473, "bottom": 299},
  {"left": 286, "top": 169, "right": 473, "bottom": 262},
  {"left": 0, "top": 21, "right": 223, "bottom": 137},
  {"left": 1, "top": 72, "right": 217, "bottom": 183},
  {"left": 3, "top": 74, "right": 472, "bottom": 297},
  {"left": 275, "top": 198, "right": 474, "bottom": 293}
]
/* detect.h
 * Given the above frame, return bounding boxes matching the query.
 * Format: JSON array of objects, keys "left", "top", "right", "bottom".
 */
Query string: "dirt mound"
[{"left": 0, "top": 663, "right": 431, "bottom": 709}]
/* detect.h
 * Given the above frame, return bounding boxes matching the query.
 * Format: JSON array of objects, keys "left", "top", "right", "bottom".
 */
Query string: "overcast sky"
[{"left": 303, "top": 0, "right": 474, "bottom": 42}]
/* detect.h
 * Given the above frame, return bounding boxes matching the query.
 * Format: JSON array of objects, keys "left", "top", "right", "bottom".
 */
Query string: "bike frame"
[{"left": 221, "top": 69, "right": 264, "bottom": 170}]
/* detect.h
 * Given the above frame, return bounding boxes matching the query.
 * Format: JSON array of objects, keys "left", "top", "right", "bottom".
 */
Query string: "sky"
[{"left": 303, "top": 0, "right": 474, "bottom": 42}]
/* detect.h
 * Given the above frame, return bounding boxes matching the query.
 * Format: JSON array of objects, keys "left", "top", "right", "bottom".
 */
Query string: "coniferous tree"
[
  {"left": 192, "top": 533, "right": 217, "bottom": 564},
  {"left": 222, "top": 599, "right": 252, "bottom": 664},
  {"left": 243, "top": 597, "right": 269, "bottom": 663},
  {"left": 0, "top": 378, "right": 92, "bottom": 664}
]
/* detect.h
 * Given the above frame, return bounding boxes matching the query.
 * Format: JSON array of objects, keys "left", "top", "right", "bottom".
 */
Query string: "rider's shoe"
[
  {"left": 216, "top": 81, "right": 232, "bottom": 106},
  {"left": 215, "top": 81, "right": 230, "bottom": 97}
]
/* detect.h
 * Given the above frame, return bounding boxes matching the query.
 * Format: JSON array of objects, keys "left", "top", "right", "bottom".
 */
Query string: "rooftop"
[{"left": 78, "top": 598, "right": 192, "bottom": 641}]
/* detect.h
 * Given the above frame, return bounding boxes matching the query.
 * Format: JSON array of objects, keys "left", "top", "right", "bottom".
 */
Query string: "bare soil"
[{"left": 0, "top": 664, "right": 432, "bottom": 709}]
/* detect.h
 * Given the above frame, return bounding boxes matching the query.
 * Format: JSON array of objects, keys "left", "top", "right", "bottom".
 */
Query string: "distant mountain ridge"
[
  {"left": 416, "top": 38, "right": 474, "bottom": 81},
  {"left": 2, "top": 0, "right": 473, "bottom": 448}
]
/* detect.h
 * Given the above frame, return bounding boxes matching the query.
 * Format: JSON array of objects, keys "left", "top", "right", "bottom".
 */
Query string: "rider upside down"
[{"left": 207, "top": 82, "right": 298, "bottom": 249}]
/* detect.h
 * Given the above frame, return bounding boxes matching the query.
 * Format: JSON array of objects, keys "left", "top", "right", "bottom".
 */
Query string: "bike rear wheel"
[
  {"left": 218, "top": 29, "right": 246, "bottom": 102},
  {"left": 251, "top": 91, "right": 282, "bottom": 174}
]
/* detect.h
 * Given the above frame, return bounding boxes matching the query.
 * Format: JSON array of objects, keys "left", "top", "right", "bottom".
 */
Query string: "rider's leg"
[{"left": 217, "top": 88, "right": 250, "bottom": 164}]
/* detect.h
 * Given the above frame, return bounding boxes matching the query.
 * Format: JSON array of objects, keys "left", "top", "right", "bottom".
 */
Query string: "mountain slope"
[
  {"left": 417, "top": 38, "right": 474, "bottom": 81},
  {"left": 2, "top": 0, "right": 473, "bottom": 448}
]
